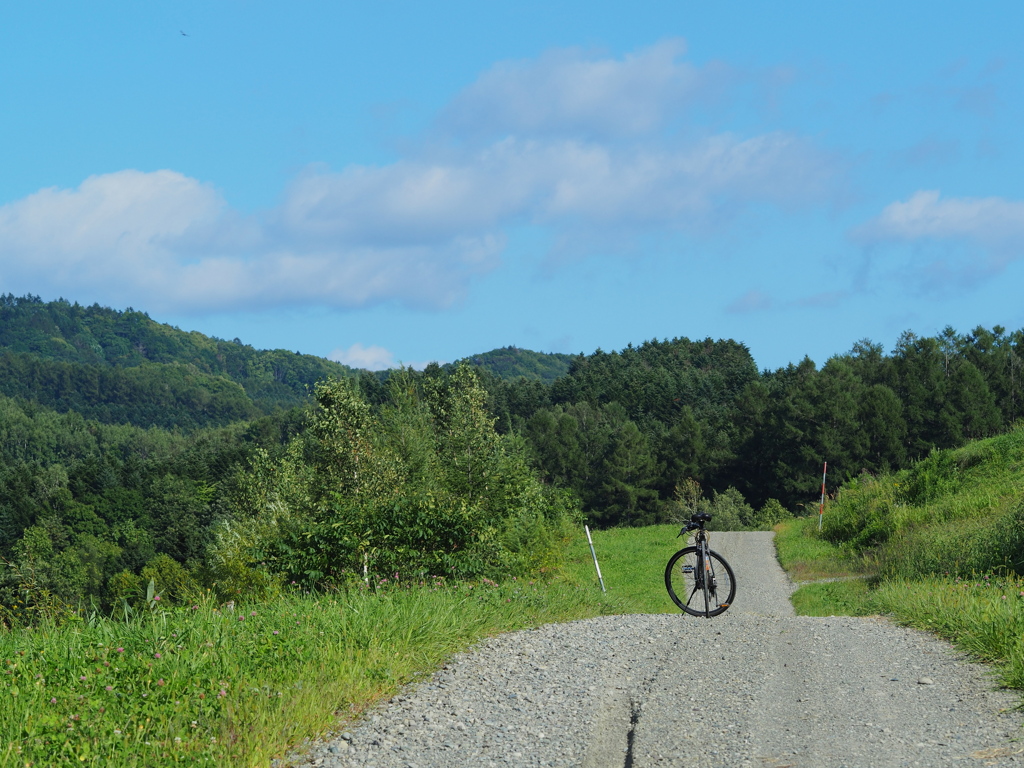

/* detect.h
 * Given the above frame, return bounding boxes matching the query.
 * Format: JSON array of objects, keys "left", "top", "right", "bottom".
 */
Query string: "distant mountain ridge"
[
  {"left": 0, "top": 294, "right": 357, "bottom": 428},
  {"left": 0, "top": 295, "right": 575, "bottom": 428},
  {"left": 458, "top": 345, "right": 575, "bottom": 384}
]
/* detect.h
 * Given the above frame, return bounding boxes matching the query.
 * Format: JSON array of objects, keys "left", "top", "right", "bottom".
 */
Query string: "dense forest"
[
  {"left": 0, "top": 294, "right": 357, "bottom": 427},
  {"left": 1, "top": 294, "right": 1021, "bottom": 619},
  {"left": 458, "top": 328, "right": 1021, "bottom": 527}
]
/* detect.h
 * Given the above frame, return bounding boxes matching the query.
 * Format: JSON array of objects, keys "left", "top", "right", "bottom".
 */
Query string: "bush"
[
  {"left": 211, "top": 368, "right": 582, "bottom": 589},
  {"left": 707, "top": 487, "right": 756, "bottom": 531}
]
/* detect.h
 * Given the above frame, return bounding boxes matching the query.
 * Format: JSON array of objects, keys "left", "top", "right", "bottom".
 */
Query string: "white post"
[
  {"left": 818, "top": 461, "right": 828, "bottom": 531},
  {"left": 585, "top": 525, "right": 606, "bottom": 593}
]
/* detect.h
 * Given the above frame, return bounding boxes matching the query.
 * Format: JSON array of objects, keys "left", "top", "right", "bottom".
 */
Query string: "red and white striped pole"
[{"left": 817, "top": 461, "right": 828, "bottom": 531}]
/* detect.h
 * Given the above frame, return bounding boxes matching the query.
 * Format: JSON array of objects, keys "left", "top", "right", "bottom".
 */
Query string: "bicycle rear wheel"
[{"left": 665, "top": 547, "right": 736, "bottom": 617}]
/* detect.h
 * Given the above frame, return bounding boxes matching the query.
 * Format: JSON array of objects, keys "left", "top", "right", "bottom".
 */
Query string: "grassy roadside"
[
  {"left": 0, "top": 577, "right": 614, "bottom": 768},
  {"left": 774, "top": 426, "right": 1024, "bottom": 696},
  {"left": 0, "top": 523, "right": 683, "bottom": 768},
  {"left": 773, "top": 515, "right": 877, "bottom": 616},
  {"left": 777, "top": 517, "right": 1024, "bottom": 694}
]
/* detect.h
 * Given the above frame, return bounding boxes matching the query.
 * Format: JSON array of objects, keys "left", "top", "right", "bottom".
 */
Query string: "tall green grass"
[
  {"left": 773, "top": 516, "right": 872, "bottom": 582},
  {"left": 872, "top": 574, "right": 1024, "bottom": 690},
  {"left": 778, "top": 424, "right": 1024, "bottom": 697},
  {"left": 820, "top": 424, "right": 1024, "bottom": 577},
  {"left": 0, "top": 577, "right": 612, "bottom": 767}
]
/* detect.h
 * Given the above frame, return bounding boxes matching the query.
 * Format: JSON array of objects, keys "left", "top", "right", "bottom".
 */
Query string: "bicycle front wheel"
[{"left": 665, "top": 547, "right": 736, "bottom": 617}]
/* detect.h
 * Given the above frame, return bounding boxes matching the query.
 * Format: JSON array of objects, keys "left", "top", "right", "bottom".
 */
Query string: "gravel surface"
[{"left": 288, "top": 532, "right": 1024, "bottom": 767}]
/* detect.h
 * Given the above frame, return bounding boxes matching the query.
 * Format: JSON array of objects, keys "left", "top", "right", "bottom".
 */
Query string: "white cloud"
[
  {"left": 440, "top": 39, "right": 730, "bottom": 140},
  {"left": 328, "top": 343, "right": 398, "bottom": 370},
  {"left": 727, "top": 290, "right": 773, "bottom": 314},
  {"left": 0, "top": 40, "right": 841, "bottom": 316},
  {"left": 852, "top": 190, "right": 1024, "bottom": 289},
  {"left": 855, "top": 190, "right": 1024, "bottom": 255},
  {"left": 0, "top": 169, "right": 502, "bottom": 313}
]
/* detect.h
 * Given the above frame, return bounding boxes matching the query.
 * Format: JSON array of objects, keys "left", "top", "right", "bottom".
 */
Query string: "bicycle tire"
[{"left": 665, "top": 546, "right": 736, "bottom": 617}]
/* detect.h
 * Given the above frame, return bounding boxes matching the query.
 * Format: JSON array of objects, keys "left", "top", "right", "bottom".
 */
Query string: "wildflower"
[
  {"left": 50, "top": 698, "right": 57, "bottom": 704},
  {"left": 79, "top": 676, "right": 87, "bottom": 682},
  {"left": 273, "top": 630, "right": 279, "bottom": 636},
  {"left": 154, "top": 653, "right": 162, "bottom": 659},
  {"left": 157, "top": 679, "right": 166, "bottom": 686},
  {"left": 154, "top": 595, "right": 161, "bottom": 601},
  {"left": 250, "top": 611, "right": 256, "bottom": 617},
  {"left": 105, "top": 685, "right": 113, "bottom": 691},
  {"left": 117, "top": 648, "right": 124, "bottom": 653},
  {"left": 218, "top": 689, "right": 227, "bottom": 698}
]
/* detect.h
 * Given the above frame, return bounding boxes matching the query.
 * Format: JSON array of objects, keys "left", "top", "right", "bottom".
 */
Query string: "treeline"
[
  {"left": 446, "top": 327, "right": 1022, "bottom": 526},
  {"left": 0, "top": 350, "right": 261, "bottom": 430},
  {"left": 0, "top": 366, "right": 576, "bottom": 620},
  {"left": 0, "top": 294, "right": 357, "bottom": 423},
  {"left": 2, "top": 293, "right": 1022, "bottom": 620},
  {"left": 0, "top": 391, "right": 306, "bottom": 612}
]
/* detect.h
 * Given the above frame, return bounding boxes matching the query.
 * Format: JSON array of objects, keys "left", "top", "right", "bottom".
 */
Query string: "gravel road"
[{"left": 291, "top": 532, "right": 1024, "bottom": 767}]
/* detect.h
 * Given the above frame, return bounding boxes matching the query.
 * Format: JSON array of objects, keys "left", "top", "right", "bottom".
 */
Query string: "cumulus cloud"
[
  {"left": 328, "top": 344, "right": 441, "bottom": 370},
  {"left": 852, "top": 190, "right": 1024, "bottom": 289},
  {"left": 0, "top": 40, "right": 841, "bottom": 315},
  {"left": 0, "top": 169, "right": 501, "bottom": 313},
  {"left": 440, "top": 39, "right": 731, "bottom": 140},
  {"left": 855, "top": 190, "right": 1024, "bottom": 254}
]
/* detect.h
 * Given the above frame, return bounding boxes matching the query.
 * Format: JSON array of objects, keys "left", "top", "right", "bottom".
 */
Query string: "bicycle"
[{"left": 665, "top": 511, "right": 736, "bottom": 617}]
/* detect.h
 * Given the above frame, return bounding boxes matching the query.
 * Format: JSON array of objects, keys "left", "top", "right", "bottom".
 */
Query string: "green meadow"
[{"left": 562, "top": 524, "right": 682, "bottom": 615}]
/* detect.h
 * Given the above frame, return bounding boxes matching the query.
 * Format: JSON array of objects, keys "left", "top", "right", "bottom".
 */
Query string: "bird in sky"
[{"left": 180, "top": 30, "right": 189, "bottom": 36}]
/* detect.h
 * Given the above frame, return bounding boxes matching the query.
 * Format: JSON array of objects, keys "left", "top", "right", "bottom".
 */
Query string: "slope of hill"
[
  {"left": 459, "top": 346, "right": 575, "bottom": 383},
  {"left": 820, "top": 422, "right": 1024, "bottom": 578},
  {"left": 0, "top": 294, "right": 356, "bottom": 427}
]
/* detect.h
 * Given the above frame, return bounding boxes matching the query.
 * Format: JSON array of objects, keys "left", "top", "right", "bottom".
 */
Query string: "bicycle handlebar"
[{"left": 677, "top": 511, "right": 713, "bottom": 536}]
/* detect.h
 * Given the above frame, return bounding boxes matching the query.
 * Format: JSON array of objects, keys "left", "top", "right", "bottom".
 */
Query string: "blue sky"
[{"left": 2, "top": 2, "right": 1023, "bottom": 371}]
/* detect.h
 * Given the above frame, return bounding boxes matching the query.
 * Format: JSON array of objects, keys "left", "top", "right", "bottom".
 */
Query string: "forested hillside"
[
  {"left": 0, "top": 294, "right": 356, "bottom": 428},
  {"left": 1, "top": 292, "right": 1021, "bottom": 619},
  {"left": 460, "top": 346, "right": 574, "bottom": 383},
  {"left": 469, "top": 328, "right": 1023, "bottom": 525}
]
